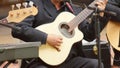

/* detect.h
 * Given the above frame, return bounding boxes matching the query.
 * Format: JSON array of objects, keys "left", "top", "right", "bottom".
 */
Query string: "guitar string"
[{"left": 68, "top": 1, "right": 95, "bottom": 32}]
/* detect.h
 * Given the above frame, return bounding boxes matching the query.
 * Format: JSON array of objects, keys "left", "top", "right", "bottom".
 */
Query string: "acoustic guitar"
[
  {"left": 106, "top": 20, "right": 120, "bottom": 51},
  {"left": 36, "top": 1, "right": 97, "bottom": 66}
]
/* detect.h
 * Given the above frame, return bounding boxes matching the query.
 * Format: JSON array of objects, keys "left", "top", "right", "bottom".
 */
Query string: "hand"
[
  {"left": 47, "top": 34, "right": 63, "bottom": 51},
  {"left": 0, "top": 61, "right": 20, "bottom": 68},
  {"left": 96, "top": 0, "right": 108, "bottom": 10},
  {"left": 96, "top": 0, "right": 108, "bottom": 16}
]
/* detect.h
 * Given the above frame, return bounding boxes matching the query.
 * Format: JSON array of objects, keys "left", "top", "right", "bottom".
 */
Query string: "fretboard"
[{"left": 68, "top": 1, "right": 96, "bottom": 31}]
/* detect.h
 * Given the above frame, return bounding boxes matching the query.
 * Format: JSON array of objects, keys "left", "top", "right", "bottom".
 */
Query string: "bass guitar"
[{"left": 0, "top": 2, "right": 38, "bottom": 27}]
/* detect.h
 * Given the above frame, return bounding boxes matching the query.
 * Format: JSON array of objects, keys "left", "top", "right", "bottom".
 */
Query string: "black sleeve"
[
  {"left": 11, "top": 16, "right": 47, "bottom": 44},
  {"left": 78, "top": 14, "right": 109, "bottom": 42},
  {"left": 106, "top": 3, "right": 120, "bottom": 22},
  {"left": 78, "top": 20, "right": 96, "bottom": 42}
]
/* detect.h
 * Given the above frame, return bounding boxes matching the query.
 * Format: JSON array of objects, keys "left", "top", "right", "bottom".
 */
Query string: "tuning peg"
[
  {"left": 11, "top": 5, "right": 15, "bottom": 10},
  {"left": 22, "top": 2, "right": 28, "bottom": 8},
  {"left": 16, "top": 3, "right": 21, "bottom": 9},
  {"left": 29, "top": 1, "right": 34, "bottom": 7}
]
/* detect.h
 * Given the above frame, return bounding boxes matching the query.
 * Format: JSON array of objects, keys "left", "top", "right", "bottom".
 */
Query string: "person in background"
[
  {"left": 105, "top": 0, "right": 120, "bottom": 68},
  {"left": 1, "top": 0, "right": 108, "bottom": 68}
]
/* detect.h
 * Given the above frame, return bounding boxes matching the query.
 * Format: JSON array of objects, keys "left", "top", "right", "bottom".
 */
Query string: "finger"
[
  {"left": 103, "top": 0, "right": 108, "bottom": 4},
  {"left": 98, "top": 0, "right": 107, "bottom": 4},
  {"left": 60, "top": 37, "right": 63, "bottom": 40},
  {"left": 55, "top": 39, "right": 63, "bottom": 46},
  {"left": 96, "top": 2, "right": 104, "bottom": 6},
  {"left": 53, "top": 46, "right": 61, "bottom": 52},
  {"left": 57, "top": 40, "right": 63, "bottom": 44},
  {"left": 97, "top": 6, "right": 101, "bottom": 10},
  {"left": 0, "top": 61, "right": 8, "bottom": 68},
  {"left": 56, "top": 42, "right": 62, "bottom": 47}
]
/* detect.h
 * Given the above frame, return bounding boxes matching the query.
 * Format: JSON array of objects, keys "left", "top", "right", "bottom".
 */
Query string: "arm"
[
  {"left": 78, "top": 0, "right": 109, "bottom": 41},
  {"left": 106, "top": 0, "right": 120, "bottom": 22},
  {"left": 12, "top": 0, "right": 63, "bottom": 50},
  {"left": 78, "top": 15, "right": 108, "bottom": 42},
  {"left": 11, "top": 0, "right": 48, "bottom": 44},
  {"left": 11, "top": 16, "right": 47, "bottom": 44}
]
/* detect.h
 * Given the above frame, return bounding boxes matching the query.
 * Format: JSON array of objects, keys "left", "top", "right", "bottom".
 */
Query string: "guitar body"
[
  {"left": 106, "top": 20, "right": 120, "bottom": 51},
  {"left": 36, "top": 12, "right": 83, "bottom": 65}
]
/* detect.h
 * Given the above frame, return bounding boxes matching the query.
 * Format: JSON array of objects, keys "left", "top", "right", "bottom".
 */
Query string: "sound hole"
[{"left": 59, "top": 22, "right": 75, "bottom": 38}]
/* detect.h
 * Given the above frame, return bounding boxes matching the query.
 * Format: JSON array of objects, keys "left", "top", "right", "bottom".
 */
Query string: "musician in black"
[
  {"left": 10, "top": 0, "right": 108, "bottom": 68},
  {"left": 106, "top": 0, "right": 120, "bottom": 68}
]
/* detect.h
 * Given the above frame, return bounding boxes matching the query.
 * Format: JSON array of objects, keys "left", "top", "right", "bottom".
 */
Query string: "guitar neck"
[
  {"left": 76, "top": 1, "right": 95, "bottom": 23},
  {"left": 0, "top": 18, "right": 19, "bottom": 30},
  {"left": 68, "top": 1, "right": 95, "bottom": 31},
  {"left": 0, "top": 18, "right": 10, "bottom": 27},
  {"left": 0, "top": 18, "right": 8, "bottom": 24}
]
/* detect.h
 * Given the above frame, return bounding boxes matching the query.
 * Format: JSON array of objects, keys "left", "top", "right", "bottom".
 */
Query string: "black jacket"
[
  {"left": 106, "top": 0, "right": 120, "bottom": 22},
  {"left": 11, "top": 0, "right": 109, "bottom": 67},
  {"left": 12, "top": 0, "right": 108, "bottom": 44}
]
